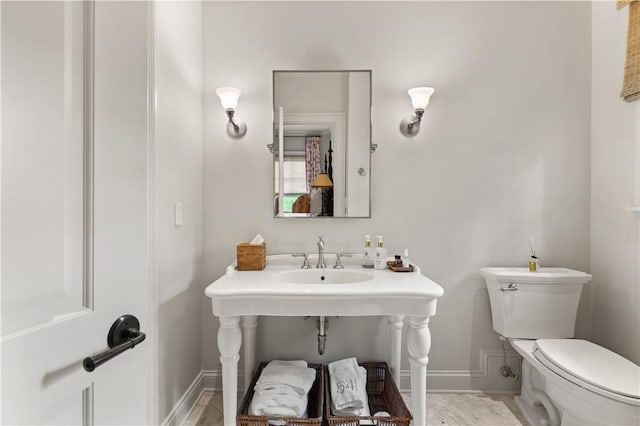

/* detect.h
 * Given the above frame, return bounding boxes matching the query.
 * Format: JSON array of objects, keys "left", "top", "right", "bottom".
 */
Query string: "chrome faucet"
[{"left": 316, "top": 235, "right": 326, "bottom": 268}]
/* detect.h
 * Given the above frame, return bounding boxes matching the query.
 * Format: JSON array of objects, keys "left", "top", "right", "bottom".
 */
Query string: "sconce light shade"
[
  {"left": 311, "top": 173, "right": 334, "bottom": 188},
  {"left": 216, "top": 86, "right": 246, "bottom": 138},
  {"left": 408, "top": 87, "right": 435, "bottom": 110},
  {"left": 216, "top": 86, "right": 241, "bottom": 110},
  {"left": 400, "top": 86, "right": 435, "bottom": 137}
]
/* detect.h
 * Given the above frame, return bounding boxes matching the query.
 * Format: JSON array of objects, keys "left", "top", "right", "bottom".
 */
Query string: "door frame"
[{"left": 145, "top": 0, "right": 159, "bottom": 424}]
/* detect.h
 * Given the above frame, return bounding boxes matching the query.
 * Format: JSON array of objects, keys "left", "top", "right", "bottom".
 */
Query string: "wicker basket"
[
  {"left": 237, "top": 362, "right": 324, "bottom": 426},
  {"left": 324, "top": 362, "right": 411, "bottom": 426},
  {"left": 237, "top": 242, "right": 266, "bottom": 271}
]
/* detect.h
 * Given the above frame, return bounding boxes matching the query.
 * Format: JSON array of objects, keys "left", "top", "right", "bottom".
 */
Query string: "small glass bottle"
[
  {"left": 394, "top": 255, "right": 403, "bottom": 267},
  {"left": 362, "top": 235, "right": 374, "bottom": 268},
  {"left": 374, "top": 236, "right": 387, "bottom": 270},
  {"left": 402, "top": 249, "right": 410, "bottom": 268}
]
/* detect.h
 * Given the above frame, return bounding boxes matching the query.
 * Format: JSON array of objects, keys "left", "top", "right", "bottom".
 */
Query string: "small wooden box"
[{"left": 236, "top": 242, "right": 266, "bottom": 271}]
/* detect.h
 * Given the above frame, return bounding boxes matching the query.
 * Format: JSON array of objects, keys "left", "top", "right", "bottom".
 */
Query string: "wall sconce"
[
  {"left": 215, "top": 86, "right": 247, "bottom": 138},
  {"left": 400, "top": 87, "right": 435, "bottom": 137}
]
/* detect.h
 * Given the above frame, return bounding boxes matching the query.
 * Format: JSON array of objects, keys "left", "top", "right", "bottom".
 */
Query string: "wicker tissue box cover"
[{"left": 236, "top": 242, "right": 266, "bottom": 271}]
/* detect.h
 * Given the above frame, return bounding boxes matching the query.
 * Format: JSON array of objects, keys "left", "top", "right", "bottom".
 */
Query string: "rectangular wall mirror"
[{"left": 272, "top": 70, "right": 371, "bottom": 218}]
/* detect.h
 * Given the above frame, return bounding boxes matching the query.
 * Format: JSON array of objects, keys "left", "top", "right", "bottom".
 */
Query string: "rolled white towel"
[
  {"left": 254, "top": 360, "right": 316, "bottom": 397},
  {"left": 265, "top": 360, "right": 308, "bottom": 368},
  {"left": 328, "top": 358, "right": 369, "bottom": 412},
  {"left": 249, "top": 392, "right": 307, "bottom": 418}
]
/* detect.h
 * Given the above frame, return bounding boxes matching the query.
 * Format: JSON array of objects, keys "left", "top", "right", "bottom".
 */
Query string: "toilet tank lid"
[
  {"left": 480, "top": 267, "right": 592, "bottom": 284},
  {"left": 534, "top": 339, "right": 640, "bottom": 399}
]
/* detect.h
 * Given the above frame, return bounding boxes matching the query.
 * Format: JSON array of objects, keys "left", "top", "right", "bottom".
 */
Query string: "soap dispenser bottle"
[
  {"left": 402, "top": 248, "right": 410, "bottom": 268},
  {"left": 362, "top": 235, "right": 374, "bottom": 268},
  {"left": 374, "top": 235, "right": 387, "bottom": 270}
]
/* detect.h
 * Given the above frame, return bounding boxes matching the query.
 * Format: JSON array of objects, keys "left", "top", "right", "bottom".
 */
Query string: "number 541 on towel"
[{"left": 336, "top": 379, "right": 358, "bottom": 393}]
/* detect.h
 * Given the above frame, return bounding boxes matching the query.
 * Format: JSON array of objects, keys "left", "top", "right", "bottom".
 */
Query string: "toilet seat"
[{"left": 533, "top": 339, "right": 640, "bottom": 405}]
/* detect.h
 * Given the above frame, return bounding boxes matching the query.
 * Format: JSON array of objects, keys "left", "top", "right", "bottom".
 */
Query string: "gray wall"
[
  {"left": 202, "top": 1, "right": 592, "bottom": 392},
  {"left": 591, "top": 2, "right": 640, "bottom": 365},
  {"left": 155, "top": 1, "right": 203, "bottom": 421}
]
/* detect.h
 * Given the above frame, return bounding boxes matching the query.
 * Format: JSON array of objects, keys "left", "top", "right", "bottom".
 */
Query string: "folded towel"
[
  {"left": 331, "top": 401, "right": 371, "bottom": 417},
  {"left": 254, "top": 360, "right": 316, "bottom": 397},
  {"left": 249, "top": 392, "right": 307, "bottom": 417},
  {"left": 255, "top": 385, "right": 300, "bottom": 397},
  {"left": 266, "top": 360, "right": 308, "bottom": 368},
  {"left": 332, "top": 395, "right": 372, "bottom": 426},
  {"left": 328, "top": 358, "right": 369, "bottom": 412},
  {"left": 256, "top": 406, "right": 308, "bottom": 423}
]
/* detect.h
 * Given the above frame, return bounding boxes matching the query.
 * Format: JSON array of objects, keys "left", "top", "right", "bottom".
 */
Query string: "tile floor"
[{"left": 182, "top": 391, "right": 527, "bottom": 426}]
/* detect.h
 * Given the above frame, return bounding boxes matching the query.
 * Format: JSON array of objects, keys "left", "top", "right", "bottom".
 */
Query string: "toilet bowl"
[
  {"left": 511, "top": 338, "right": 639, "bottom": 426},
  {"left": 481, "top": 267, "right": 640, "bottom": 426}
]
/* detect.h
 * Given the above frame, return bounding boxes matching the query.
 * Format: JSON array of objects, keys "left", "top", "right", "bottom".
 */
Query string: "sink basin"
[{"left": 276, "top": 269, "right": 374, "bottom": 284}]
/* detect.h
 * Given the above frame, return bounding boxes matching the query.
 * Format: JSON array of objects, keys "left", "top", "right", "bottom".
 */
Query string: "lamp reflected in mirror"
[
  {"left": 311, "top": 173, "right": 333, "bottom": 188},
  {"left": 311, "top": 173, "right": 334, "bottom": 217}
]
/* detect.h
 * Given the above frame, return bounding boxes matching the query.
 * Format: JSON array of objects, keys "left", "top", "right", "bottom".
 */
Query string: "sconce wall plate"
[
  {"left": 400, "top": 109, "right": 424, "bottom": 137},
  {"left": 226, "top": 119, "right": 247, "bottom": 138},
  {"left": 224, "top": 109, "right": 247, "bottom": 138}
]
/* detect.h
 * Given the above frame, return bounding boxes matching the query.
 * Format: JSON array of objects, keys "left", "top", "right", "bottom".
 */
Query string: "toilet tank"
[{"left": 481, "top": 267, "right": 592, "bottom": 339}]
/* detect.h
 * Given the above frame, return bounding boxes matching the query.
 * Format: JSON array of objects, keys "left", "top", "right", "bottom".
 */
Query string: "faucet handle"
[
  {"left": 292, "top": 253, "right": 311, "bottom": 269},
  {"left": 333, "top": 252, "right": 353, "bottom": 269}
]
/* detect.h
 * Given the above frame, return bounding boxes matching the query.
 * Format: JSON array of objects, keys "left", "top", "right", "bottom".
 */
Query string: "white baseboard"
[
  {"left": 401, "top": 348, "right": 522, "bottom": 393},
  {"left": 163, "top": 349, "right": 521, "bottom": 425},
  {"left": 201, "top": 369, "right": 222, "bottom": 392},
  {"left": 162, "top": 371, "right": 246, "bottom": 426},
  {"left": 162, "top": 372, "right": 205, "bottom": 426}
]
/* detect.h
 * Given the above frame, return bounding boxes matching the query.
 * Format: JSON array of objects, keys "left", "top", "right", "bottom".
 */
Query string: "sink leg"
[
  {"left": 241, "top": 315, "right": 258, "bottom": 392},
  {"left": 218, "top": 316, "right": 241, "bottom": 426},
  {"left": 407, "top": 316, "right": 431, "bottom": 426},
  {"left": 388, "top": 315, "right": 404, "bottom": 385}
]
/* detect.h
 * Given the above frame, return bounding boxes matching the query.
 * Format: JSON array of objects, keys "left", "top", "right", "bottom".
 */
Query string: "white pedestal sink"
[
  {"left": 205, "top": 254, "right": 444, "bottom": 426},
  {"left": 276, "top": 268, "right": 374, "bottom": 284}
]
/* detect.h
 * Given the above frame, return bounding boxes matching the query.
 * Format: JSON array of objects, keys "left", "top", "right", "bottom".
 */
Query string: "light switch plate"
[{"left": 174, "top": 201, "right": 183, "bottom": 227}]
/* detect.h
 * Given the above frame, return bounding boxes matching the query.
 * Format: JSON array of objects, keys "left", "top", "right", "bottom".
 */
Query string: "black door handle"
[{"left": 83, "top": 314, "right": 146, "bottom": 372}]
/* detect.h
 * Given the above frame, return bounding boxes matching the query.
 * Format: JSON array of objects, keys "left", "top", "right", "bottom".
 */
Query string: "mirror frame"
[{"left": 272, "top": 69, "right": 373, "bottom": 219}]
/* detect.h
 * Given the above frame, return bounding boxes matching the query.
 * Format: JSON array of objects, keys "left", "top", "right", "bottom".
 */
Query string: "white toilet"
[{"left": 481, "top": 267, "right": 640, "bottom": 426}]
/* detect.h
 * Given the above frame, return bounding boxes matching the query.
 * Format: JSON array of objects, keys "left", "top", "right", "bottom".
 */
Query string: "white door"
[{"left": 1, "top": 2, "right": 153, "bottom": 424}]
